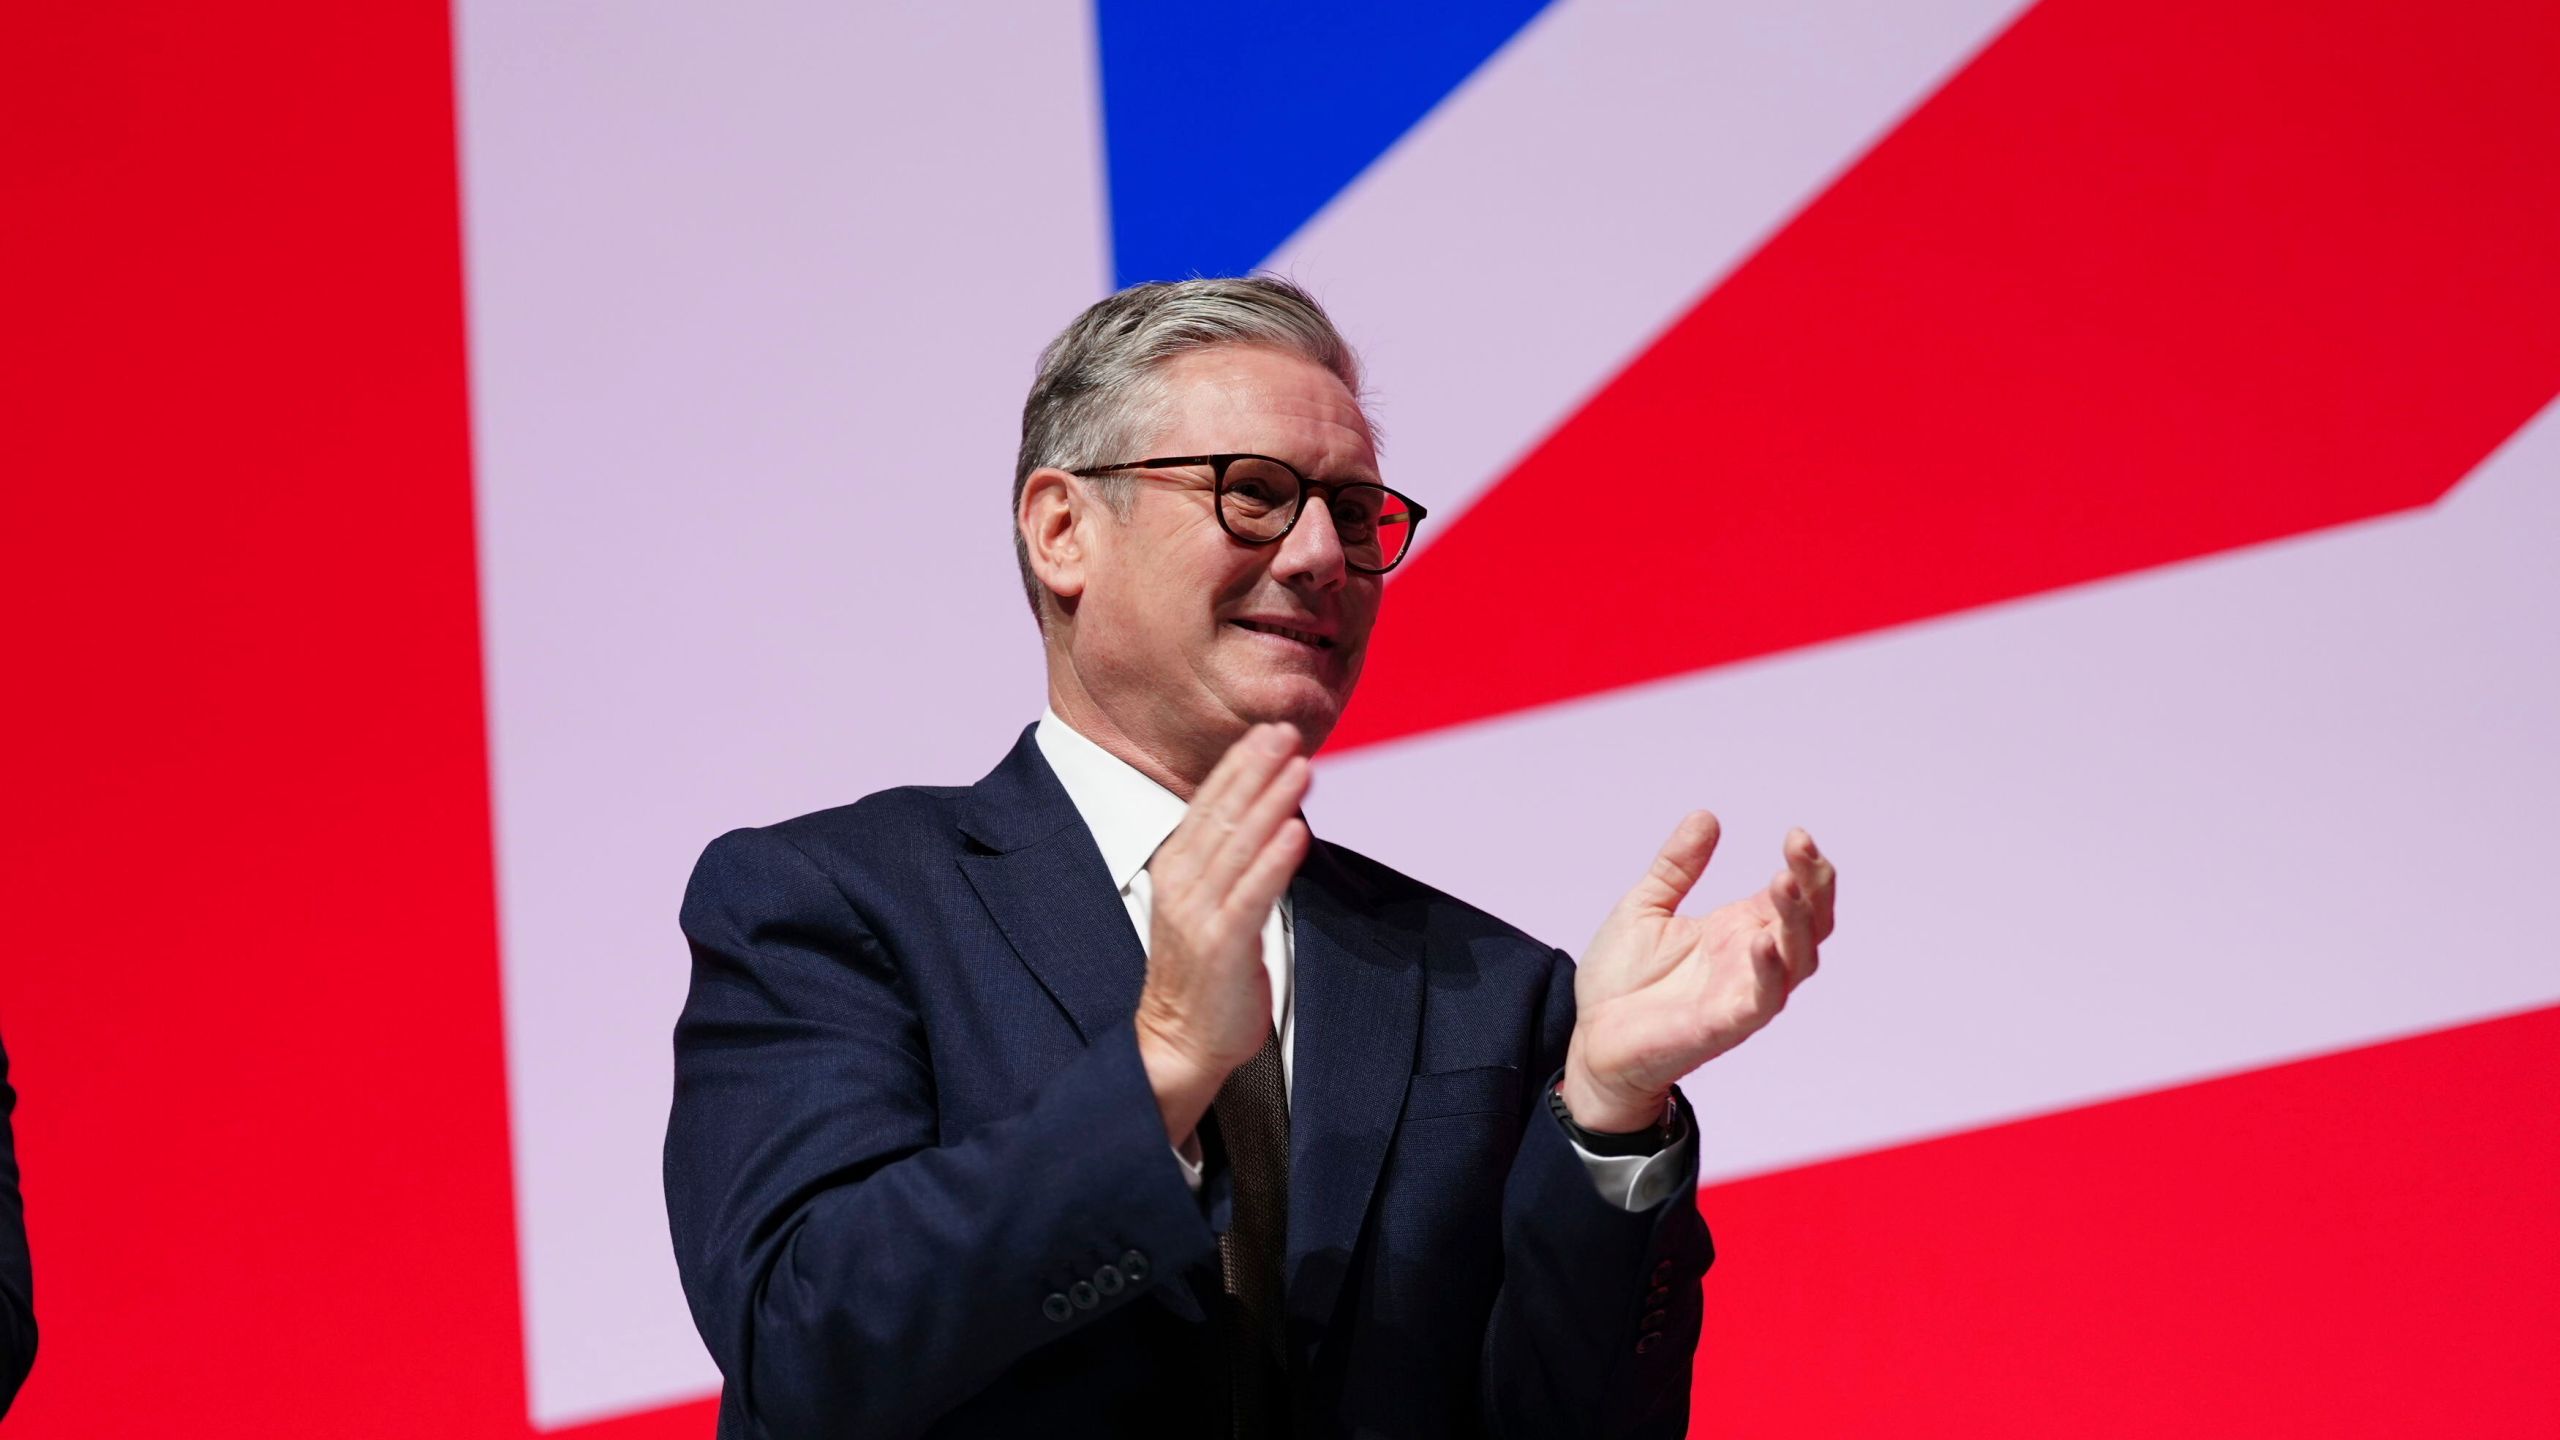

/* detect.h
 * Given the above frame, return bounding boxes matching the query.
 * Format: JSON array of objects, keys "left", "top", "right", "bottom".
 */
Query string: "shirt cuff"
[
  {"left": 1172, "top": 1130, "right": 1205, "bottom": 1195},
  {"left": 1564, "top": 1098, "right": 1696, "bottom": 1212}
]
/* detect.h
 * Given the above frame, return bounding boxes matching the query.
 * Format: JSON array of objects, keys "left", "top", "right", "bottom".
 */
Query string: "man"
[
  {"left": 664, "top": 277, "right": 1836, "bottom": 1438},
  {"left": 1, "top": 1028, "right": 33, "bottom": 1418}
]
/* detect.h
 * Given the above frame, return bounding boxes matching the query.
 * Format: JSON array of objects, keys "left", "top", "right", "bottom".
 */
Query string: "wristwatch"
[{"left": 1548, "top": 1078, "right": 1679, "bottom": 1157}]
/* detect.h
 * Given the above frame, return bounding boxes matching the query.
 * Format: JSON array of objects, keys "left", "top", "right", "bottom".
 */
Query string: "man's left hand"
[{"left": 1558, "top": 812, "right": 1838, "bottom": 1132}]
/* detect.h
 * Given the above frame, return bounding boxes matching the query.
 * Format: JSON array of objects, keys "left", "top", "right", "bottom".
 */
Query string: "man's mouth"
[{"left": 1228, "top": 619, "right": 1336, "bottom": 650}]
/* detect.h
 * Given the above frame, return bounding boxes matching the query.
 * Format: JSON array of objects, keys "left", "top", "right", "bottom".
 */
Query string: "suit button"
[
  {"left": 1635, "top": 1333, "right": 1664, "bottom": 1356},
  {"left": 1069, "top": 1281, "right": 1100, "bottom": 1310},
  {"left": 1645, "top": 1286, "right": 1670, "bottom": 1306},
  {"left": 1094, "top": 1264, "right": 1126, "bottom": 1296},
  {"left": 1042, "top": 1292, "right": 1073, "bottom": 1323},
  {"left": 1641, "top": 1309, "right": 1667, "bottom": 1330},
  {"left": 1651, "top": 1261, "right": 1673, "bottom": 1284},
  {"left": 1120, "top": 1249, "right": 1151, "bottom": 1284}
]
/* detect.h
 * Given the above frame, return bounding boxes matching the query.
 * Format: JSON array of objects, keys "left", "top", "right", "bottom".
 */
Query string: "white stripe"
[
  {"left": 1311, "top": 397, "right": 2560, "bottom": 1185},
  {"left": 455, "top": 2, "right": 1108, "bottom": 1424}
]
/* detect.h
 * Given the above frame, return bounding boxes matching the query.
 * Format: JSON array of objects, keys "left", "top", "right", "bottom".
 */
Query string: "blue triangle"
[{"left": 1096, "top": 0, "right": 1554, "bottom": 288}]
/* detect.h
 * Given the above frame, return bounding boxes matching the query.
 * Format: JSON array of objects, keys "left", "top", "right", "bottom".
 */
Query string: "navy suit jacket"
[{"left": 664, "top": 725, "right": 1713, "bottom": 1438}]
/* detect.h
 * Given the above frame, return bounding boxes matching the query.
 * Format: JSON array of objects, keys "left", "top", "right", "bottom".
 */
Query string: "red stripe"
[
  {"left": 1334, "top": 0, "right": 2560, "bottom": 751},
  {"left": 1692, "top": 1003, "right": 2560, "bottom": 1436},
  {"left": 3, "top": 2, "right": 542, "bottom": 1434}
]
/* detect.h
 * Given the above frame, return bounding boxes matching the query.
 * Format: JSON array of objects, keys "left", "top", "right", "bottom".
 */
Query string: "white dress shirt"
[{"left": 1034, "top": 709, "right": 1692, "bottom": 1212}]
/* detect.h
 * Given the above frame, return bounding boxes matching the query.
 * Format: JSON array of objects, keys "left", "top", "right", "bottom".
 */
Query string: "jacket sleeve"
[
  {"left": 0, "top": 1031, "right": 34, "bottom": 1419},
  {"left": 1479, "top": 950, "right": 1714, "bottom": 1439},
  {"left": 662, "top": 827, "right": 1220, "bottom": 1438}
]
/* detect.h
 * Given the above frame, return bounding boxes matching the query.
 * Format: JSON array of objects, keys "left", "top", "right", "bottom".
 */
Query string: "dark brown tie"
[{"left": 1211, "top": 1024, "right": 1289, "bottom": 1438}]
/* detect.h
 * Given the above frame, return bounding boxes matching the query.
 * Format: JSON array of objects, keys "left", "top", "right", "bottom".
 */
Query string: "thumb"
[{"left": 1621, "top": 810, "right": 1721, "bottom": 918}]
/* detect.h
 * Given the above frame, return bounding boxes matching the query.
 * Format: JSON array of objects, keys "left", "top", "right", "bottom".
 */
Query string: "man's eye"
[{"left": 1332, "top": 496, "right": 1382, "bottom": 529}]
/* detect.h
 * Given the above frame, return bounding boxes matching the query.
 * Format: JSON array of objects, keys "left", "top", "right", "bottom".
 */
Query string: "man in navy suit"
[{"left": 664, "top": 277, "right": 1838, "bottom": 1438}]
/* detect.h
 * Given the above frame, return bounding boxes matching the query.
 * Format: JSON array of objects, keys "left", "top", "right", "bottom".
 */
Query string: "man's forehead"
[{"left": 1153, "top": 345, "right": 1379, "bottom": 474}]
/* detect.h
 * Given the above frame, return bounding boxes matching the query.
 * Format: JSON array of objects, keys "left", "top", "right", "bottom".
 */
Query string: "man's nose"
[{"left": 1272, "top": 492, "right": 1348, "bottom": 591}]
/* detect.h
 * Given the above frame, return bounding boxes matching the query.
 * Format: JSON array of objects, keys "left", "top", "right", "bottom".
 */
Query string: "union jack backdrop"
[{"left": 8, "top": 1, "right": 2556, "bottom": 1435}]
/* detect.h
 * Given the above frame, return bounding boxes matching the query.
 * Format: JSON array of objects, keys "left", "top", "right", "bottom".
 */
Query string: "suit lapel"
[
  {"left": 952, "top": 730, "right": 1431, "bottom": 1339},
  {"left": 1282, "top": 840, "right": 1424, "bottom": 1368},
  {"left": 954, "top": 726, "right": 1150, "bottom": 1046},
  {"left": 954, "top": 727, "right": 1215, "bottom": 1323}
]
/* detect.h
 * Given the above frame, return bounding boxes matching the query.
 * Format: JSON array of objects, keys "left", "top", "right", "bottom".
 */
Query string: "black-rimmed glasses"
[{"left": 1069, "top": 453, "right": 1429, "bottom": 574}]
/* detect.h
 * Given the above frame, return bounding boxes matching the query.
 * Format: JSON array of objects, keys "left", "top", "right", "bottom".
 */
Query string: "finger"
[
  {"left": 1226, "top": 816, "right": 1311, "bottom": 925},
  {"left": 1201, "top": 723, "right": 1297, "bottom": 823},
  {"left": 1200, "top": 754, "right": 1310, "bottom": 897},
  {"left": 1178, "top": 723, "right": 1272, "bottom": 837},
  {"left": 1770, "top": 863, "right": 1819, "bottom": 988},
  {"left": 1621, "top": 810, "right": 1722, "bottom": 918},
  {"left": 1162, "top": 723, "right": 1294, "bottom": 874},
  {"left": 1785, "top": 828, "right": 1838, "bottom": 942},
  {"left": 1746, "top": 928, "right": 1790, "bottom": 1011}
]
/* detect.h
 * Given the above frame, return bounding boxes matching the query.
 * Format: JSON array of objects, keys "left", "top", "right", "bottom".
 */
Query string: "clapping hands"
[
  {"left": 1132, "top": 722, "right": 1310, "bottom": 1148},
  {"left": 1560, "top": 812, "right": 1837, "bottom": 1131}
]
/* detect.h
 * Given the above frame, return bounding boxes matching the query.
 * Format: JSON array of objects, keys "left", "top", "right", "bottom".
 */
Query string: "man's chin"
[{"left": 1227, "top": 681, "right": 1352, "bottom": 750}]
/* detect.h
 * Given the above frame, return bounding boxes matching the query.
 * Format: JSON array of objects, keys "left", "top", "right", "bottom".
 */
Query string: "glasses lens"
[
  {"left": 1332, "top": 484, "right": 1414, "bottom": 571},
  {"left": 1218, "top": 457, "right": 1300, "bottom": 541}
]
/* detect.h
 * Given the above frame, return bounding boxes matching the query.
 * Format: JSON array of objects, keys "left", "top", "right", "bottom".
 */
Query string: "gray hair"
[{"left": 1011, "top": 274, "right": 1371, "bottom": 622}]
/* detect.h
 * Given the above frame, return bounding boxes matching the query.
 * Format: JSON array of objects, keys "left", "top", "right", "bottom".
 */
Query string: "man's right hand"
[{"left": 1133, "top": 721, "right": 1310, "bottom": 1152}]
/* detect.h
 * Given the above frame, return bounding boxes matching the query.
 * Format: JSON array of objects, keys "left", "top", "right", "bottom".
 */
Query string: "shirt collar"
[{"left": 1034, "top": 706, "right": 1191, "bottom": 894}]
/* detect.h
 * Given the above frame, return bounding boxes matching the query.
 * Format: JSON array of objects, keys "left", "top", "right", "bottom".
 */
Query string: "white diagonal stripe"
[{"left": 1312, "top": 396, "right": 2560, "bottom": 1185}]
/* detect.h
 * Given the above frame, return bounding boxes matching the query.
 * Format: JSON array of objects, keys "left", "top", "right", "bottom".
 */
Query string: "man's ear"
[{"left": 1019, "top": 466, "right": 1090, "bottom": 606}]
